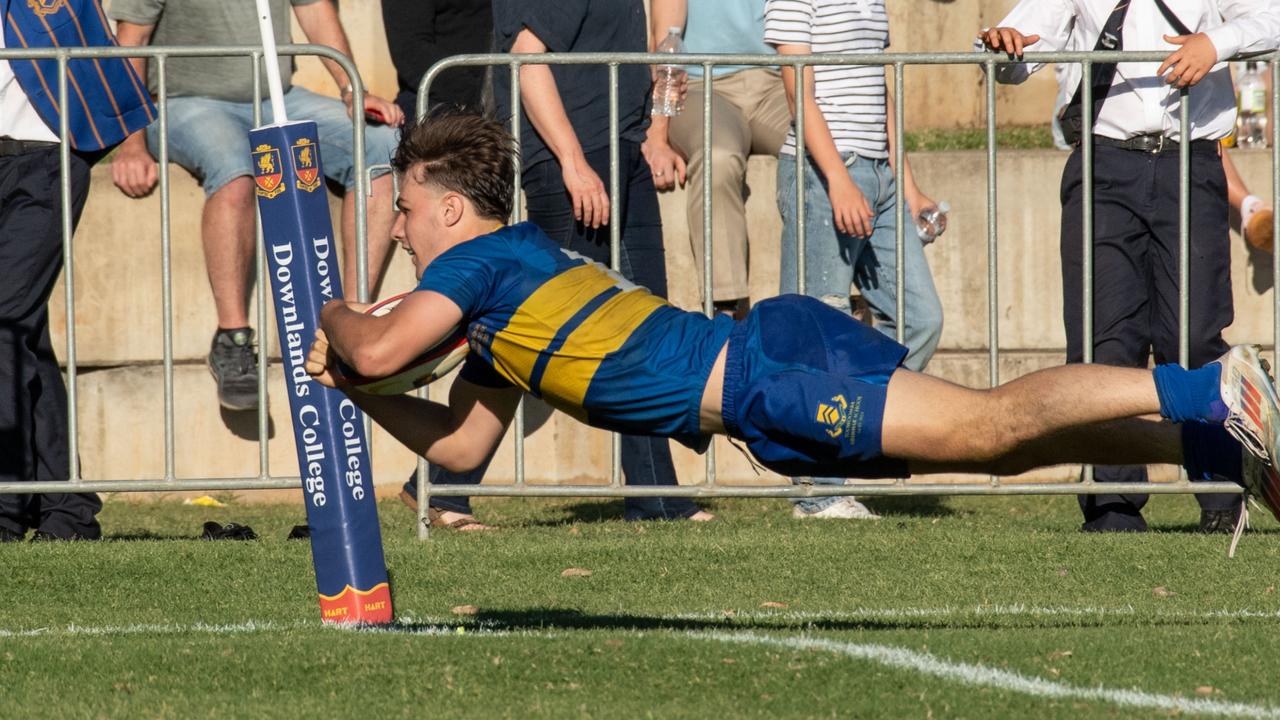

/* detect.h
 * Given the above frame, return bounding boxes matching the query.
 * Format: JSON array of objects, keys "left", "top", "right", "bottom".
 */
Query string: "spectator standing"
[
  {"left": 381, "top": 0, "right": 492, "bottom": 122},
  {"left": 642, "top": 0, "right": 791, "bottom": 319},
  {"left": 484, "top": 0, "right": 712, "bottom": 522},
  {"left": 0, "top": 0, "right": 155, "bottom": 540},
  {"left": 108, "top": 0, "right": 404, "bottom": 412},
  {"left": 981, "top": 0, "right": 1280, "bottom": 532},
  {"left": 382, "top": 0, "right": 496, "bottom": 529},
  {"left": 764, "top": 0, "right": 945, "bottom": 519}
]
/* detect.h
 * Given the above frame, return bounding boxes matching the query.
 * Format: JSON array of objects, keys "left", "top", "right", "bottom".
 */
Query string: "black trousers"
[
  {"left": 408, "top": 141, "right": 700, "bottom": 520},
  {"left": 0, "top": 146, "right": 100, "bottom": 538},
  {"left": 1060, "top": 143, "right": 1236, "bottom": 528}
]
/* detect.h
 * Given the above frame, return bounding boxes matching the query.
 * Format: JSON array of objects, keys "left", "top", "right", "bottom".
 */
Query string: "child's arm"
[
  {"left": 884, "top": 86, "right": 937, "bottom": 227},
  {"left": 319, "top": 290, "right": 462, "bottom": 380},
  {"left": 775, "top": 43, "right": 874, "bottom": 239},
  {"left": 306, "top": 329, "right": 521, "bottom": 472}
]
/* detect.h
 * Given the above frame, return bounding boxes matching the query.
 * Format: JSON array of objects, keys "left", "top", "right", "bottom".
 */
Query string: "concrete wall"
[{"left": 57, "top": 148, "right": 1278, "bottom": 487}]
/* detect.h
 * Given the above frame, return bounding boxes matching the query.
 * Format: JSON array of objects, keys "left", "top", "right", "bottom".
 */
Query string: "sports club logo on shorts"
[
  {"left": 290, "top": 138, "right": 322, "bottom": 193},
  {"left": 252, "top": 144, "right": 285, "bottom": 199},
  {"left": 27, "top": 0, "right": 67, "bottom": 17},
  {"left": 816, "top": 394, "right": 849, "bottom": 439}
]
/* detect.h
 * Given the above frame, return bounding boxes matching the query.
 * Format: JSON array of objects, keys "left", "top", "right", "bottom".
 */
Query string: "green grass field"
[{"left": 5, "top": 492, "right": 1280, "bottom": 718}]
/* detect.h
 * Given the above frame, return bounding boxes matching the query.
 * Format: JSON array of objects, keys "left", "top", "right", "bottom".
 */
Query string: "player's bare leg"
[
  {"left": 202, "top": 176, "right": 256, "bottom": 328},
  {"left": 341, "top": 173, "right": 397, "bottom": 301},
  {"left": 881, "top": 365, "right": 1166, "bottom": 469}
]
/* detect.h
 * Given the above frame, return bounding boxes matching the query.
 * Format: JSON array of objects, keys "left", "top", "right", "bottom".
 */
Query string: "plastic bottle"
[
  {"left": 916, "top": 201, "right": 950, "bottom": 244},
  {"left": 1236, "top": 61, "right": 1268, "bottom": 149},
  {"left": 652, "top": 27, "right": 687, "bottom": 117}
]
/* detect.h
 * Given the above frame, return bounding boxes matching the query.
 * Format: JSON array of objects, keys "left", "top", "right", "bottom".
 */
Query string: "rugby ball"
[{"left": 339, "top": 293, "right": 470, "bottom": 395}]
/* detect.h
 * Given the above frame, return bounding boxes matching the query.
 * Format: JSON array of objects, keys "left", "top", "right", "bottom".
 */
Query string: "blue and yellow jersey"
[{"left": 416, "top": 222, "right": 735, "bottom": 450}]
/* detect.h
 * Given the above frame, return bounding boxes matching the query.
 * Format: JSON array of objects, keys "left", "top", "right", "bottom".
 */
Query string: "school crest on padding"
[
  {"left": 252, "top": 144, "right": 285, "bottom": 199},
  {"left": 291, "top": 137, "right": 321, "bottom": 193},
  {"left": 27, "top": 0, "right": 67, "bottom": 18}
]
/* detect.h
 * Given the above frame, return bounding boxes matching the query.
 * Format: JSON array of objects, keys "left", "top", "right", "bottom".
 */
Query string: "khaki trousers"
[{"left": 668, "top": 68, "right": 791, "bottom": 302}]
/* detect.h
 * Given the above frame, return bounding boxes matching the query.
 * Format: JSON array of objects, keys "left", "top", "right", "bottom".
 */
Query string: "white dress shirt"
[
  {"left": 983, "top": 0, "right": 1280, "bottom": 141},
  {"left": 0, "top": 29, "right": 59, "bottom": 143}
]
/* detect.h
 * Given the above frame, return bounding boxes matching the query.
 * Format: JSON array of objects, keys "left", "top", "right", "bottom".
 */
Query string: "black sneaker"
[
  {"left": 1199, "top": 508, "right": 1242, "bottom": 534},
  {"left": 208, "top": 328, "right": 260, "bottom": 411}
]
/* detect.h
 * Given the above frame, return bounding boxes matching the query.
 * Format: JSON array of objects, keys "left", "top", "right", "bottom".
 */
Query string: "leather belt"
[
  {"left": 0, "top": 138, "right": 58, "bottom": 156},
  {"left": 1088, "top": 134, "right": 1217, "bottom": 154}
]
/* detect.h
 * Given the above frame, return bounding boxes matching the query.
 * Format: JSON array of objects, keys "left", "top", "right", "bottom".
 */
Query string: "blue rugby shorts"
[{"left": 720, "top": 295, "right": 910, "bottom": 479}]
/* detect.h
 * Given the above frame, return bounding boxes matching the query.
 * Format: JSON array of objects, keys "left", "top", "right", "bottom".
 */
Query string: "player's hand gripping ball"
[{"left": 339, "top": 293, "right": 469, "bottom": 395}]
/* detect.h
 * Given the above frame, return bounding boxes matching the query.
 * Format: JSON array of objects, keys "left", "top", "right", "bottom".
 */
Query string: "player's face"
[{"left": 392, "top": 178, "right": 451, "bottom": 278}]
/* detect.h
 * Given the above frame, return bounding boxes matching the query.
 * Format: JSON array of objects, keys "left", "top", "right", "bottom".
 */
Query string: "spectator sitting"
[
  {"left": 108, "top": 0, "right": 404, "bottom": 412},
  {"left": 642, "top": 0, "right": 791, "bottom": 320}
]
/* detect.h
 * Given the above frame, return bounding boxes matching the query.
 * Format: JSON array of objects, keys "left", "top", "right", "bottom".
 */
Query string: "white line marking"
[{"left": 699, "top": 632, "right": 1280, "bottom": 719}]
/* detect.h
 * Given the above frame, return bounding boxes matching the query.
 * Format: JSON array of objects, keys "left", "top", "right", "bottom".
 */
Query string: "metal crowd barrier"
[
  {"left": 0, "top": 44, "right": 368, "bottom": 495},
  {"left": 0, "top": 46, "right": 1273, "bottom": 532},
  {"left": 412, "top": 49, "right": 1280, "bottom": 536}
]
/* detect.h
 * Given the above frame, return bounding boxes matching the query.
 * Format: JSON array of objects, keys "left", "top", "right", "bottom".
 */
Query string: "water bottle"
[
  {"left": 1236, "top": 61, "right": 1269, "bottom": 149},
  {"left": 652, "top": 27, "right": 687, "bottom": 117},
  {"left": 915, "top": 201, "right": 950, "bottom": 244}
]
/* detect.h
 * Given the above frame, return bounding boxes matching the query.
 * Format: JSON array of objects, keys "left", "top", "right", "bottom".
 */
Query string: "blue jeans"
[
  {"left": 777, "top": 153, "right": 943, "bottom": 512},
  {"left": 409, "top": 141, "right": 701, "bottom": 521},
  {"left": 146, "top": 87, "right": 399, "bottom": 196}
]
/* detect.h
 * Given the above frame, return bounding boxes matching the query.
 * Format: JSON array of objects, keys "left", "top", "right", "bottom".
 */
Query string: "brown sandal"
[{"left": 427, "top": 506, "right": 495, "bottom": 531}]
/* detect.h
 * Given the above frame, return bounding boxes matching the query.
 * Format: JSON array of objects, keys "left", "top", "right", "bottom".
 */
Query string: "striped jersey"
[
  {"left": 764, "top": 0, "right": 889, "bottom": 159},
  {"left": 417, "top": 222, "right": 735, "bottom": 450}
]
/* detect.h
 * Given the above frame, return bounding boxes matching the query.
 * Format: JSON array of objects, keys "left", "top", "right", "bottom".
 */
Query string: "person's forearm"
[
  {"left": 649, "top": 0, "right": 687, "bottom": 50},
  {"left": 781, "top": 65, "right": 848, "bottom": 184},
  {"left": 113, "top": 21, "right": 153, "bottom": 96},
  {"left": 646, "top": 114, "right": 671, "bottom": 144},
  {"left": 346, "top": 391, "right": 468, "bottom": 468},
  {"left": 294, "top": 1, "right": 356, "bottom": 92},
  {"left": 885, "top": 88, "right": 921, "bottom": 199},
  {"left": 519, "top": 64, "right": 588, "bottom": 167},
  {"left": 320, "top": 301, "right": 389, "bottom": 376}
]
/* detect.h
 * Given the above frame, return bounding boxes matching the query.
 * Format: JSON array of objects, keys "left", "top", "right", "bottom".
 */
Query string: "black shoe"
[
  {"left": 200, "top": 521, "right": 257, "bottom": 540},
  {"left": 1199, "top": 508, "right": 1242, "bottom": 534},
  {"left": 0, "top": 526, "right": 25, "bottom": 542},
  {"left": 30, "top": 530, "right": 90, "bottom": 542},
  {"left": 1081, "top": 512, "right": 1148, "bottom": 533},
  {"left": 287, "top": 524, "right": 310, "bottom": 540},
  {"left": 208, "top": 328, "right": 260, "bottom": 411}
]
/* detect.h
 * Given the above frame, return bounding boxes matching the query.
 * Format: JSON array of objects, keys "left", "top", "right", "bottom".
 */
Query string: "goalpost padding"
[{"left": 251, "top": 120, "right": 392, "bottom": 625}]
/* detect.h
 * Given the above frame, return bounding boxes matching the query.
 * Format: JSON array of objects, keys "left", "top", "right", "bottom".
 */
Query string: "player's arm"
[
  {"left": 774, "top": 43, "right": 873, "bottom": 239},
  {"left": 510, "top": 27, "right": 609, "bottom": 229},
  {"left": 306, "top": 332, "right": 519, "bottom": 471},
  {"left": 110, "top": 20, "right": 158, "bottom": 198},
  {"left": 318, "top": 289, "right": 461, "bottom": 379},
  {"left": 293, "top": 0, "right": 404, "bottom": 125}
]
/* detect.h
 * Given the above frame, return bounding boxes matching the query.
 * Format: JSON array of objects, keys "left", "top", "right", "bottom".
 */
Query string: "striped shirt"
[{"left": 764, "top": 0, "right": 889, "bottom": 158}]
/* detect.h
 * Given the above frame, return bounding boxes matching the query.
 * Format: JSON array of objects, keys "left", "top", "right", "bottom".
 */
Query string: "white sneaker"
[
  {"left": 1217, "top": 345, "right": 1280, "bottom": 463},
  {"left": 1242, "top": 445, "right": 1280, "bottom": 523},
  {"left": 792, "top": 496, "right": 881, "bottom": 520}
]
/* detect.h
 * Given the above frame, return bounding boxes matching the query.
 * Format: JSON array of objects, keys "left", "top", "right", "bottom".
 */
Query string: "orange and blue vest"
[
  {"left": 418, "top": 222, "right": 736, "bottom": 450},
  {"left": 3, "top": 0, "right": 154, "bottom": 151}
]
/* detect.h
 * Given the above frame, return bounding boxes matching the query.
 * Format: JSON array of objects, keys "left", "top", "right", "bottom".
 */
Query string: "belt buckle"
[{"left": 1148, "top": 135, "right": 1166, "bottom": 154}]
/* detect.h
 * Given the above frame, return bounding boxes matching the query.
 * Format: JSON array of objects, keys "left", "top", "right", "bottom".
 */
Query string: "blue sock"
[
  {"left": 1154, "top": 363, "right": 1227, "bottom": 424},
  {"left": 1181, "top": 423, "right": 1242, "bottom": 484}
]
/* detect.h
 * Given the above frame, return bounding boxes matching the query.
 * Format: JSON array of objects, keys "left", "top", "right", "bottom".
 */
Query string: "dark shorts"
[{"left": 721, "top": 295, "right": 909, "bottom": 479}]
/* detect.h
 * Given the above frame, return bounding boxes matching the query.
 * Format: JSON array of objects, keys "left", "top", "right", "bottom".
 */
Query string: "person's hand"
[
  {"left": 1158, "top": 33, "right": 1218, "bottom": 88},
  {"left": 978, "top": 26, "right": 1041, "bottom": 58},
  {"left": 907, "top": 190, "right": 946, "bottom": 240},
  {"left": 111, "top": 133, "right": 158, "bottom": 198},
  {"left": 562, "top": 157, "right": 610, "bottom": 228},
  {"left": 345, "top": 91, "right": 406, "bottom": 127},
  {"left": 641, "top": 136, "right": 687, "bottom": 191},
  {"left": 827, "top": 175, "right": 874, "bottom": 238},
  {"left": 305, "top": 329, "right": 343, "bottom": 389}
]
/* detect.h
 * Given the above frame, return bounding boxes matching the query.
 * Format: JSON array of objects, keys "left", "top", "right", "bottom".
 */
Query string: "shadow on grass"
[{"left": 364, "top": 606, "right": 1234, "bottom": 636}]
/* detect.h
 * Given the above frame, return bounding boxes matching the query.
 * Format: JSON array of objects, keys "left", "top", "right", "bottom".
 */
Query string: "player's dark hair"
[{"left": 392, "top": 108, "right": 517, "bottom": 221}]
